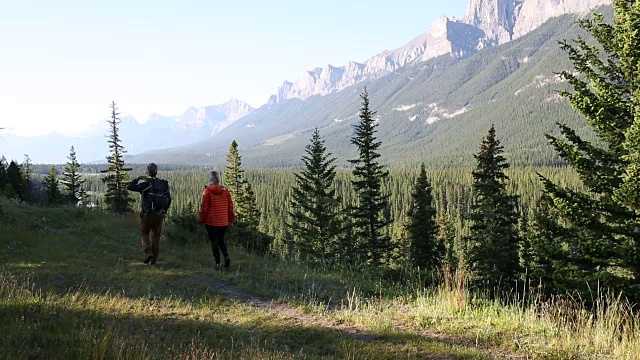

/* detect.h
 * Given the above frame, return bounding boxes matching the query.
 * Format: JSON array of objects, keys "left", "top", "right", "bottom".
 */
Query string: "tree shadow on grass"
[
  {"left": 1, "top": 224, "right": 498, "bottom": 359},
  {"left": 0, "top": 302, "right": 493, "bottom": 360},
  {"left": 1, "top": 255, "right": 502, "bottom": 360}
]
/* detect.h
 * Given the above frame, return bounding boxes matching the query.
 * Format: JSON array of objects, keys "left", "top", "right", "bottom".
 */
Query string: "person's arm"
[
  {"left": 198, "top": 189, "right": 210, "bottom": 225},
  {"left": 127, "top": 176, "right": 147, "bottom": 192},
  {"left": 227, "top": 191, "right": 236, "bottom": 225}
]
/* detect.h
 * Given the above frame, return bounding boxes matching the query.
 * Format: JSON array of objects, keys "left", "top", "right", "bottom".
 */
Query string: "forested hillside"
[{"left": 126, "top": 10, "right": 607, "bottom": 168}]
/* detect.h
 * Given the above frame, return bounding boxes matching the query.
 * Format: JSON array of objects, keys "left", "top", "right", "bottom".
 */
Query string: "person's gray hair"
[
  {"left": 209, "top": 170, "right": 220, "bottom": 185},
  {"left": 146, "top": 163, "right": 158, "bottom": 177}
]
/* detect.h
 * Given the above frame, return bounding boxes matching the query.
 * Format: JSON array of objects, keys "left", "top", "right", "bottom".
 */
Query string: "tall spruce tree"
[
  {"left": 43, "top": 165, "right": 63, "bottom": 205},
  {"left": 337, "top": 206, "right": 359, "bottom": 264},
  {"left": 62, "top": 146, "right": 87, "bottom": 205},
  {"left": 223, "top": 140, "right": 245, "bottom": 202},
  {"left": 288, "top": 128, "right": 342, "bottom": 265},
  {"left": 20, "top": 154, "right": 32, "bottom": 202},
  {"left": 0, "top": 156, "right": 8, "bottom": 196},
  {"left": 391, "top": 224, "right": 412, "bottom": 267},
  {"left": 526, "top": 196, "right": 565, "bottom": 294},
  {"left": 0, "top": 155, "right": 6, "bottom": 213},
  {"left": 519, "top": 214, "right": 534, "bottom": 283},
  {"left": 465, "top": 125, "right": 521, "bottom": 289},
  {"left": 236, "top": 180, "right": 271, "bottom": 254},
  {"left": 6, "top": 161, "right": 26, "bottom": 201},
  {"left": 238, "top": 180, "right": 260, "bottom": 226},
  {"left": 100, "top": 101, "right": 133, "bottom": 213},
  {"left": 20, "top": 154, "right": 32, "bottom": 180},
  {"left": 537, "top": 1, "right": 640, "bottom": 299},
  {"left": 437, "top": 211, "right": 458, "bottom": 268},
  {"left": 20, "top": 154, "right": 33, "bottom": 201},
  {"left": 348, "top": 88, "right": 392, "bottom": 267},
  {"left": 407, "top": 163, "right": 442, "bottom": 269}
]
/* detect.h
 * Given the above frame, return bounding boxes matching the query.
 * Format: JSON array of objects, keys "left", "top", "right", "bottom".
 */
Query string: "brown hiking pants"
[{"left": 140, "top": 212, "right": 164, "bottom": 260}]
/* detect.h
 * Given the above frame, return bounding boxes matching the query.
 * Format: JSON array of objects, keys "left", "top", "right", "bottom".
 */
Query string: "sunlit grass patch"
[{"left": 2, "top": 199, "right": 639, "bottom": 359}]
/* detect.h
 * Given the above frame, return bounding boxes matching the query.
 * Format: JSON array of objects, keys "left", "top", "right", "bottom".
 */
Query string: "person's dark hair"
[{"left": 146, "top": 163, "right": 158, "bottom": 177}]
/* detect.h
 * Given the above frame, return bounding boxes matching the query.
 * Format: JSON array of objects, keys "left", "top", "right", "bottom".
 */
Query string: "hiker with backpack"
[
  {"left": 127, "top": 163, "right": 172, "bottom": 265},
  {"left": 198, "top": 170, "right": 235, "bottom": 270}
]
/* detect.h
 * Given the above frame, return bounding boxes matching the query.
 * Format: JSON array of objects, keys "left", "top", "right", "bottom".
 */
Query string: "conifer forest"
[{"left": 3, "top": 2, "right": 640, "bottom": 358}]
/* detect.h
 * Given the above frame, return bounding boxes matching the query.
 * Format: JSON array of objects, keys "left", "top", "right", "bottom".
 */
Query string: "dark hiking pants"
[
  {"left": 140, "top": 212, "right": 164, "bottom": 261},
  {"left": 205, "top": 225, "right": 228, "bottom": 264}
]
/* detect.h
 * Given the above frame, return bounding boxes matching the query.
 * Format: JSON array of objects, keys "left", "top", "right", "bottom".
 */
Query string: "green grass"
[{"left": 1, "top": 199, "right": 638, "bottom": 359}]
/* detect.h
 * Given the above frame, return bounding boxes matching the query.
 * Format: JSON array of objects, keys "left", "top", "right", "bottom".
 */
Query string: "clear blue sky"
[{"left": 0, "top": 0, "right": 469, "bottom": 136}]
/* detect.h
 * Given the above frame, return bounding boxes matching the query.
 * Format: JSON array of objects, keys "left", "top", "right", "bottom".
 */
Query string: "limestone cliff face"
[
  {"left": 175, "top": 99, "right": 255, "bottom": 136},
  {"left": 269, "top": 0, "right": 611, "bottom": 104},
  {"left": 268, "top": 81, "right": 293, "bottom": 106},
  {"left": 513, "top": 0, "right": 609, "bottom": 38},
  {"left": 464, "top": 0, "right": 516, "bottom": 46}
]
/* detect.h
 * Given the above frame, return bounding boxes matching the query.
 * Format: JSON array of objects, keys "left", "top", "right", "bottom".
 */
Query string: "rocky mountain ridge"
[
  {"left": 270, "top": 0, "right": 609, "bottom": 104},
  {"left": 3, "top": 0, "right": 612, "bottom": 164}
]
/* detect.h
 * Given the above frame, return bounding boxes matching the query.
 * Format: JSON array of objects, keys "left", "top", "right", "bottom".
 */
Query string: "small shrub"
[
  {"left": 165, "top": 202, "right": 207, "bottom": 245},
  {"left": 231, "top": 223, "right": 273, "bottom": 255}
]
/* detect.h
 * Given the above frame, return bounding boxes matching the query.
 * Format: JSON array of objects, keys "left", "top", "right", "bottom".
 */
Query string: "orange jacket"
[{"left": 198, "top": 185, "right": 235, "bottom": 226}]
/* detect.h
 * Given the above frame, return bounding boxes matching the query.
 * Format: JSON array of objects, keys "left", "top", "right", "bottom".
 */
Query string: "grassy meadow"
[{"left": 0, "top": 199, "right": 639, "bottom": 359}]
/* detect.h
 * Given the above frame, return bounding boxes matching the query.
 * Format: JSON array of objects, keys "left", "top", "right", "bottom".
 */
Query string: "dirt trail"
[
  {"left": 191, "top": 275, "right": 520, "bottom": 360},
  {"left": 39, "top": 224, "right": 512, "bottom": 359},
  {"left": 194, "top": 275, "right": 380, "bottom": 342}
]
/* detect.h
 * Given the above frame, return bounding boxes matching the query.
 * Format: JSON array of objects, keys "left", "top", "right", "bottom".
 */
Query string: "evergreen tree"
[
  {"left": 20, "top": 154, "right": 32, "bottom": 202},
  {"left": 62, "top": 146, "right": 87, "bottom": 205},
  {"left": 539, "top": 1, "right": 640, "bottom": 298},
  {"left": 348, "top": 88, "right": 392, "bottom": 267},
  {"left": 288, "top": 128, "right": 342, "bottom": 265},
  {"left": 337, "top": 207, "right": 360, "bottom": 265},
  {"left": 391, "top": 223, "right": 411, "bottom": 267},
  {"left": 437, "top": 211, "right": 458, "bottom": 268},
  {"left": 43, "top": 165, "right": 63, "bottom": 205},
  {"left": 77, "top": 187, "right": 89, "bottom": 207},
  {"left": 519, "top": 214, "right": 533, "bottom": 282},
  {"left": 6, "top": 161, "right": 26, "bottom": 200},
  {"left": 223, "top": 140, "right": 245, "bottom": 202},
  {"left": 526, "top": 196, "right": 565, "bottom": 294},
  {"left": 465, "top": 125, "right": 521, "bottom": 290},
  {"left": 237, "top": 180, "right": 271, "bottom": 254},
  {"left": 0, "top": 156, "right": 8, "bottom": 196},
  {"left": 407, "top": 163, "right": 442, "bottom": 269},
  {"left": 238, "top": 180, "right": 260, "bottom": 227},
  {"left": 100, "top": 101, "right": 133, "bottom": 213},
  {"left": 20, "top": 154, "right": 32, "bottom": 179},
  {"left": 0, "top": 156, "right": 7, "bottom": 213}
]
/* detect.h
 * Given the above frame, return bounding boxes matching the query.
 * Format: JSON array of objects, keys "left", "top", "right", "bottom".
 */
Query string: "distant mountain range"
[
  {"left": 2, "top": 0, "right": 610, "bottom": 166},
  {"left": 266, "top": 0, "right": 608, "bottom": 104},
  {"left": 125, "top": 0, "right": 610, "bottom": 168},
  {"left": 1, "top": 98, "right": 254, "bottom": 163}
]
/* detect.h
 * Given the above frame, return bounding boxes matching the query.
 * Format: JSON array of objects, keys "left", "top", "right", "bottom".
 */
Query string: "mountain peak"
[
  {"left": 268, "top": 81, "right": 294, "bottom": 106},
  {"left": 266, "top": 0, "right": 611, "bottom": 104},
  {"left": 464, "top": 0, "right": 515, "bottom": 45},
  {"left": 513, "top": 0, "right": 609, "bottom": 38},
  {"left": 225, "top": 97, "right": 246, "bottom": 106}
]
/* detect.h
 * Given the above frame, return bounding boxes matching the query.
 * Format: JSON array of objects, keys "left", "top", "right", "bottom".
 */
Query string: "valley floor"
[{"left": 0, "top": 200, "right": 637, "bottom": 359}]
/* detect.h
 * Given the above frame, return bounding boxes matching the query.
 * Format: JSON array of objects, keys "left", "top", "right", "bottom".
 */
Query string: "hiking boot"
[
  {"left": 144, "top": 255, "right": 154, "bottom": 264},
  {"left": 224, "top": 257, "right": 231, "bottom": 269},
  {"left": 215, "top": 263, "right": 221, "bottom": 271}
]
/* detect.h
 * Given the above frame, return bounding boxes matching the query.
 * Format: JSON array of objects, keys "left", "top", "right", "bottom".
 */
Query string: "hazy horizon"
[{"left": 0, "top": 0, "right": 468, "bottom": 138}]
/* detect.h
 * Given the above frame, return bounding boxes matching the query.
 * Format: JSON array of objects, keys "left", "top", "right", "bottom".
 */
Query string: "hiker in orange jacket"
[{"left": 198, "top": 170, "right": 235, "bottom": 270}]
